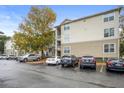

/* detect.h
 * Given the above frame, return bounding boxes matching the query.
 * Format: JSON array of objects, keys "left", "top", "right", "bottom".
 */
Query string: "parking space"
[{"left": 0, "top": 59, "right": 124, "bottom": 88}]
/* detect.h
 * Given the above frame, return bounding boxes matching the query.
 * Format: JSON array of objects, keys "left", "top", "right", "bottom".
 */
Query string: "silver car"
[{"left": 18, "top": 54, "right": 41, "bottom": 62}]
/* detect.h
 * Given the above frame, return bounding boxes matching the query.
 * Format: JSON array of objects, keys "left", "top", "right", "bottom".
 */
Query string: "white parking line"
[{"left": 100, "top": 65, "right": 104, "bottom": 72}]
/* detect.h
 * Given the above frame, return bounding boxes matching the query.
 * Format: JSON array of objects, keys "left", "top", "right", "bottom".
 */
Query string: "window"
[
  {"left": 110, "top": 28, "right": 114, "bottom": 36},
  {"left": 104, "top": 29, "right": 109, "bottom": 37},
  {"left": 104, "top": 44, "right": 109, "bottom": 53},
  {"left": 64, "top": 47, "right": 70, "bottom": 54},
  {"left": 104, "top": 28, "right": 114, "bottom": 37},
  {"left": 64, "top": 25, "right": 70, "bottom": 31},
  {"left": 104, "top": 17, "right": 108, "bottom": 22},
  {"left": 63, "top": 34, "right": 70, "bottom": 43},
  {"left": 104, "top": 13, "right": 114, "bottom": 22},
  {"left": 104, "top": 44, "right": 115, "bottom": 53},
  {"left": 110, "top": 44, "right": 115, "bottom": 52},
  {"left": 109, "top": 16, "right": 114, "bottom": 21}
]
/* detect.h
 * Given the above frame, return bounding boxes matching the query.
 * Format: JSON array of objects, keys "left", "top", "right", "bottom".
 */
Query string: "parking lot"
[{"left": 0, "top": 59, "right": 124, "bottom": 88}]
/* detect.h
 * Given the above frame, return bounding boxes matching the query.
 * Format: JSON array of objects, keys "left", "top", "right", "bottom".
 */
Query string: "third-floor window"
[
  {"left": 64, "top": 25, "right": 70, "bottom": 31},
  {"left": 104, "top": 13, "right": 114, "bottom": 22}
]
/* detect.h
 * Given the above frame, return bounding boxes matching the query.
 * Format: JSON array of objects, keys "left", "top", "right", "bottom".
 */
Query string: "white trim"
[
  {"left": 103, "top": 12, "right": 115, "bottom": 22},
  {"left": 61, "top": 38, "right": 118, "bottom": 45},
  {"left": 103, "top": 27, "right": 115, "bottom": 38},
  {"left": 103, "top": 43, "right": 116, "bottom": 54},
  {"left": 63, "top": 46, "right": 71, "bottom": 55}
]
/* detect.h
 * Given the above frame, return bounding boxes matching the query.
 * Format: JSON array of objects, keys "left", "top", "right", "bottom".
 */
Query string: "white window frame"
[
  {"left": 104, "top": 28, "right": 115, "bottom": 38},
  {"left": 63, "top": 46, "right": 71, "bottom": 54},
  {"left": 103, "top": 13, "right": 115, "bottom": 22},
  {"left": 103, "top": 43, "right": 116, "bottom": 54},
  {"left": 64, "top": 25, "right": 70, "bottom": 31}
]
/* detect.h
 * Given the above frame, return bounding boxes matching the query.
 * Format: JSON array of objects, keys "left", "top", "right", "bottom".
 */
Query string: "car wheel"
[
  {"left": 72, "top": 63, "right": 75, "bottom": 67},
  {"left": 37, "top": 58, "right": 40, "bottom": 61},
  {"left": 80, "top": 65, "right": 83, "bottom": 69},
  {"left": 93, "top": 66, "right": 96, "bottom": 70},
  {"left": 61, "top": 64, "right": 64, "bottom": 67},
  {"left": 56, "top": 61, "right": 58, "bottom": 65},
  {"left": 24, "top": 58, "right": 28, "bottom": 62},
  {"left": 106, "top": 67, "right": 110, "bottom": 72}
]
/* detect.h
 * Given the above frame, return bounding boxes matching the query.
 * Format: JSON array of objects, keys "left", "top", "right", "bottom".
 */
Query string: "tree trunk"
[{"left": 41, "top": 50, "right": 44, "bottom": 58}]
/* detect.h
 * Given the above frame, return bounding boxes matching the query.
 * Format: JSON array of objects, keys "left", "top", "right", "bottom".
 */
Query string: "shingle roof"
[{"left": 56, "top": 7, "right": 122, "bottom": 27}]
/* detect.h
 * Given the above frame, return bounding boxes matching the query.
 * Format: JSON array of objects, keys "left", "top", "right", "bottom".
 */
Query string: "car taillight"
[
  {"left": 123, "top": 64, "right": 124, "bottom": 67},
  {"left": 107, "top": 61, "right": 112, "bottom": 65},
  {"left": 93, "top": 57, "right": 96, "bottom": 63}
]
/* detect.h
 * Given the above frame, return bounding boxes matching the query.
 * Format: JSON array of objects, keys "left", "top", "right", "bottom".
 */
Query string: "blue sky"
[{"left": 0, "top": 5, "right": 118, "bottom": 36}]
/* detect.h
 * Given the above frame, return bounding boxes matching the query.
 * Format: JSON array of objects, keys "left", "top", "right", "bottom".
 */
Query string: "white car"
[
  {"left": 46, "top": 57, "right": 61, "bottom": 65},
  {"left": 0, "top": 54, "right": 7, "bottom": 59}
]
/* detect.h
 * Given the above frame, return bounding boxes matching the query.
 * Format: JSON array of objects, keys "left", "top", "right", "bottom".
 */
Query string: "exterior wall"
[
  {"left": 4, "top": 39, "right": 19, "bottom": 56},
  {"left": 61, "top": 11, "right": 120, "bottom": 44},
  {"left": 60, "top": 10, "right": 120, "bottom": 58},
  {"left": 61, "top": 39, "right": 119, "bottom": 58}
]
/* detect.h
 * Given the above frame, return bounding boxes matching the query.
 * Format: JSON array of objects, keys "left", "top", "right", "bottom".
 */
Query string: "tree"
[
  {"left": 13, "top": 6, "right": 56, "bottom": 56},
  {"left": 120, "top": 27, "right": 124, "bottom": 57},
  {"left": 0, "top": 35, "right": 10, "bottom": 54}
]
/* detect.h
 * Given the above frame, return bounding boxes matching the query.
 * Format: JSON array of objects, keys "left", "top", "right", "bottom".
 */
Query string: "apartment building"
[
  {"left": 56, "top": 8, "right": 122, "bottom": 61},
  {"left": 4, "top": 39, "right": 19, "bottom": 56}
]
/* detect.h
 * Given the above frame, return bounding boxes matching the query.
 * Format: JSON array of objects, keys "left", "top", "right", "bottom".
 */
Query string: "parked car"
[
  {"left": 17, "top": 54, "right": 41, "bottom": 62},
  {"left": 6, "top": 55, "right": 17, "bottom": 60},
  {"left": 0, "top": 54, "right": 7, "bottom": 60},
  {"left": 106, "top": 58, "right": 124, "bottom": 71},
  {"left": 61, "top": 55, "right": 77, "bottom": 67},
  {"left": 80, "top": 56, "right": 96, "bottom": 69},
  {"left": 46, "top": 56, "right": 61, "bottom": 65}
]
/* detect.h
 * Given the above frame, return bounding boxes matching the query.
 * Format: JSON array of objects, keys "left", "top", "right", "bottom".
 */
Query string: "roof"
[
  {"left": 60, "top": 19, "right": 72, "bottom": 25},
  {"left": 56, "top": 7, "right": 122, "bottom": 27},
  {"left": 0, "top": 31, "right": 4, "bottom": 34}
]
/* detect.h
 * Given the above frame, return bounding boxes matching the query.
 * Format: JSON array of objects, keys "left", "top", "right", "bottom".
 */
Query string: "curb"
[{"left": 26, "top": 61, "right": 45, "bottom": 64}]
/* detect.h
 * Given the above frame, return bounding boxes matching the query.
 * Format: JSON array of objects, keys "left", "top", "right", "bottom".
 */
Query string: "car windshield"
[
  {"left": 10, "top": 55, "right": 14, "bottom": 56},
  {"left": 62, "top": 56, "right": 70, "bottom": 58},
  {"left": 83, "top": 56, "right": 93, "bottom": 58},
  {"left": 110, "top": 59, "right": 124, "bottom": 62},
  {"left": 2, "top": 55, "right": 6, "bottom": 56},
  {"left": 23, "top": 54, "right": 29, "bottom": 57},
  {"left": 57, "top": 57, "right": 61, "bottom": 59}
]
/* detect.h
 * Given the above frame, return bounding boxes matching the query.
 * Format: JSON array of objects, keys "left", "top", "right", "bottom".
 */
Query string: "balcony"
[
  {"left": 57, "top": 45, "right": 61, "bottom": 51},
  {"left": 57, "top": 35, "right": 61, "bottom": 40}
]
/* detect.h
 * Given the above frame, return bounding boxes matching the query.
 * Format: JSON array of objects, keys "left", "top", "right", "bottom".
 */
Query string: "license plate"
[{"left": 115, "top": 64, "right": 122, "bottom": 66}]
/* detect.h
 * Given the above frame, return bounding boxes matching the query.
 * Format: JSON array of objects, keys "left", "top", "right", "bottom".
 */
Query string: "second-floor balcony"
[{"left": 57, "top": 35, "right": 61, "bottom": 40}]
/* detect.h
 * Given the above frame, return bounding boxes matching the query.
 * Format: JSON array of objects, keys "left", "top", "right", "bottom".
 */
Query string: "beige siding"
[
  {"left": 61, "top": 11, "right": 120, "bottom": 44},
  {"left": 61, "top": 39, "right": 119, "bottom": 58}
]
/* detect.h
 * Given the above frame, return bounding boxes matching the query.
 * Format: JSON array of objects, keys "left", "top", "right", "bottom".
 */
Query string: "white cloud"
[{"left": 0, "top": 12, "right": 22, "bottom": 36}]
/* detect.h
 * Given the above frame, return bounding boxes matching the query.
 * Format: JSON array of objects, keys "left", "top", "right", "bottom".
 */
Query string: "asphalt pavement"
[{"left": 0, "top": 60, "right": 124, "bottom": 88}]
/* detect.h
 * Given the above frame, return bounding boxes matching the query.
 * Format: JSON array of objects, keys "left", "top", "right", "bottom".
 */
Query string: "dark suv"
[
  {"left": 80, "top": 56, "right": 96, "bottom": 69},
  {"left": 106, "top": 58, "right": 124, "bottom": 71},
  {"left": 61, "top": 55, "right": 77, "bottom": 67}
]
